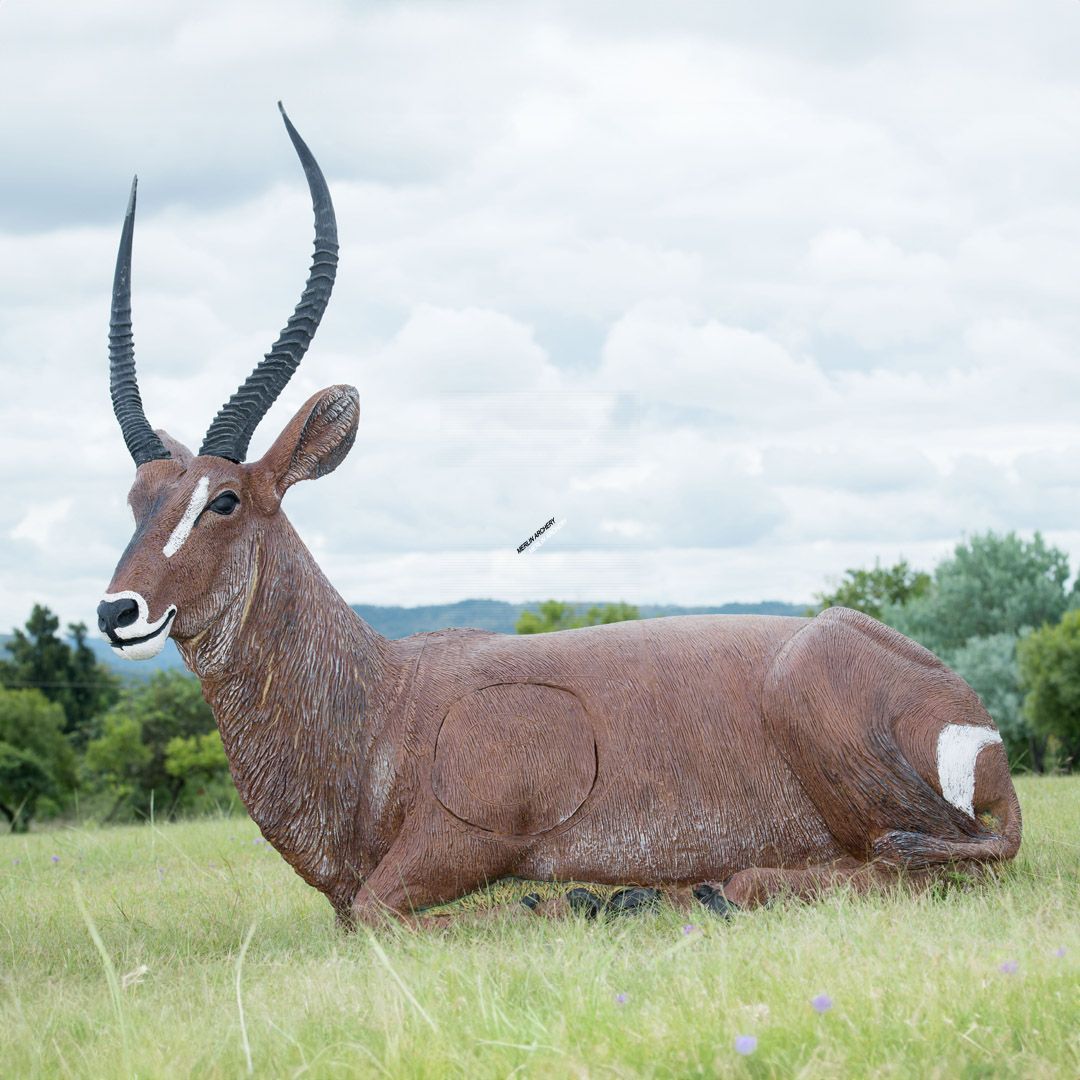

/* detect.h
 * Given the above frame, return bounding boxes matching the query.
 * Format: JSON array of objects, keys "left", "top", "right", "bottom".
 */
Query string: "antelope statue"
[{"left": 97, "top": 106, "right": 1021, "bottom": 927}]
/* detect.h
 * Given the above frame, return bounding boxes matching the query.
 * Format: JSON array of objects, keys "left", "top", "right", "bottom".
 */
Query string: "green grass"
[{"left": 2, "top": 777, "right": 1077, "bottom": 1078}]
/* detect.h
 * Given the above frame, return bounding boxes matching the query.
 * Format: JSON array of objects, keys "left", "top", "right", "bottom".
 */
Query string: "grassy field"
[{"left": 1, "top": 777, "right": 1077, "bottom": 1079}]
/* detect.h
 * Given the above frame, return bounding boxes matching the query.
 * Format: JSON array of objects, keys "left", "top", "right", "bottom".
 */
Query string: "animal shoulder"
[{"left": 430, "top": 682, "right": 597, "bottom": 837}]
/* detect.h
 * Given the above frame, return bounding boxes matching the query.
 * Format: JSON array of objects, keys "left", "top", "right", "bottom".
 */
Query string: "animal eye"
[{"left": 208, "top": 491, "right": 239, "bottom": 516}]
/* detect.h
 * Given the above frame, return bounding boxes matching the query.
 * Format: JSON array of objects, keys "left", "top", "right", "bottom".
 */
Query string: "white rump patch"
[
  {"left": 163, "top": 476, "right": 210, "bottom": 558},
  {"left": 936, "top": 724, "right": 1003, "bottom": 818}
]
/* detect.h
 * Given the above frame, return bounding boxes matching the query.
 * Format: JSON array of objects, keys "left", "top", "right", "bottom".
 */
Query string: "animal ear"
[
  {"left": 154, "top": 430, "right": 194, "bottom": 467},
  {"left": 252, "top": 385, "right": 359, "bottom": 504}
]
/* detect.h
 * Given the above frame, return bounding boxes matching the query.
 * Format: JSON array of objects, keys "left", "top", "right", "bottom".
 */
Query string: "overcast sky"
[{"left": 2, "top": 0, "right": 1080, "bottom": 633}]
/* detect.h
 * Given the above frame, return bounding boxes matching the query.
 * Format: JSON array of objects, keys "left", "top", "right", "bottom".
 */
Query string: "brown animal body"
[{"left": 98, "top": 108, "right": 1021, "bottom": 926}]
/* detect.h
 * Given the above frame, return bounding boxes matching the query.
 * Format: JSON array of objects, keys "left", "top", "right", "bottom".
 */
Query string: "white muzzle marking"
[
  {"left": 163, "top": 476, "right": 210, "bottom": 558},
  {"left": 936, "top": 724, "right": 1003, "bottom": 818},
  {"left": 100, "top": 589, "right": 177, "bottom": 660}
]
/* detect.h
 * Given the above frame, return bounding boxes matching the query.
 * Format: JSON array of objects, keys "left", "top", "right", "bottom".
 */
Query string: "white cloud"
[
  {"left": 374, "top": 305, "right": 555, "bottom": 393},
  {"left": 9, "top": 499, "right": 73, "bottom": 547},
  {"left": 598, "top": 304, "right": 833, "bottom": 422},
  {"left": 3, "top": 1, "right": 1080, "bottom": 630}
]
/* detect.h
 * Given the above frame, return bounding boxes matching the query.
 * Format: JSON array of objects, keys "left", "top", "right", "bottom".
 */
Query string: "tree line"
[
  {"left": 811, "top": 532, "right": 1080, "bottom": 772},
  {"left": 0, "top": 606, "right": 235, "bottom": 831},
  {"left": 2, "top": 530, "right": 1077, "bottom": 831}
]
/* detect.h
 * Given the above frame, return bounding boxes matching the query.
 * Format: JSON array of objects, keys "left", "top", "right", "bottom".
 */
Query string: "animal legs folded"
[
  {"left": 719, "top": 859, "right": 950, "bottom": 909},
  {"left": 345, "top": 819, "right": 517, "bottom": 930}
]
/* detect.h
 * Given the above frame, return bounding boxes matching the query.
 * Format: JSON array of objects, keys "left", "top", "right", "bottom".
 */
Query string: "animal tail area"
[
  {"left": 873, "top": 726, "right": 1022, "bottom": 868},
  {"left": 762, "top": 607, "right": 1021, "bottom": 863}
]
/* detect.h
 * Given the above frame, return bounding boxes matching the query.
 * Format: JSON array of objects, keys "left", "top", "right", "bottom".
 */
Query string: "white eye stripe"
[{"left": 163, "top": 476, "right": 210, "bottom": 558}]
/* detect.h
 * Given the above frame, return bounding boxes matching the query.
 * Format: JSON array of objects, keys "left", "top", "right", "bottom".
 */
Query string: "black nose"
[{"left": 97, "top": 598, "right": 139, "bottom": 636}]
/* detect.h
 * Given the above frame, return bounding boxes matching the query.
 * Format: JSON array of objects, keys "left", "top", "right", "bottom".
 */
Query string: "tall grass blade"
[
  {"left": 366, "top": 933, "right": 439, "bottom": 1032},
  {"left": 235, "top": 921, "right": 257, "bottom": 1075},
  {"left": 73, "top": 881, "right": 131, "bottom": 1076}
]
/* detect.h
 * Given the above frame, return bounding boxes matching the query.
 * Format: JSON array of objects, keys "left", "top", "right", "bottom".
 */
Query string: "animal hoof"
[
  {"left": 520, "top": 892, "right": 541, "bottom": 911},
  {"left": 606, "top": 887, "right": 662, "bottom": 915},
  {"left": 693, "top": 883, "right": 739, "bottom": 918},
  {"left": 566, "top": 887, "right": 603, "bottom": 919}
]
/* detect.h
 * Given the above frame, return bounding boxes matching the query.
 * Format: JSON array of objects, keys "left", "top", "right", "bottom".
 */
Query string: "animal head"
[{"left": 98, "top": 105, "right": 358, "bottom": 659}]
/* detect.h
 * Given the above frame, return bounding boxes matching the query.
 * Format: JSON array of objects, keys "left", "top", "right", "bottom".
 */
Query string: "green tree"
[
  {"left": 83, "top": 671, "right": 220, "bottom": 819},
  {"left": 82, "top": 713, "right": 151, "bottom": 820},
  {"left": 945, "top": 633, "right": 1039, "bottom": 771},
  {"left": 516, "top": 600, "right": 578, "bottom": 634},
  {"left": 0, "top": 604, "right": 119, "bottom": 743},
  {"left": 165, "top": 731, "right": 238, "bottom": 814},
  {"left": 165, "top": 732, "right": 228, "bottom": 780},
  {"left": 516, "top": 601, "right": 640, "bottom": 634},
  {"left": 889, "top": 532, "right": 1073, "bottom": 654},
  {"left": 0, "top": 685, "right": 76, "bottom": 831},
  {"left": 1017, "top": 610, "right": 1080, "bottom": 769},
  {"left": 810, "top": 559, "right": 930, "bottom": 620}
]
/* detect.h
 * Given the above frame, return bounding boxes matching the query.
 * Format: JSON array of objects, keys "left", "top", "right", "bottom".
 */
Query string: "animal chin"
[{"left": 110, "top": 609, "right": 176, "bottom": 661}]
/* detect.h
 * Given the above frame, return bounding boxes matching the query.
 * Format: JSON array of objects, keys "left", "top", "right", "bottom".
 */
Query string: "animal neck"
[{"left": 176, "top": 515, "right": 391, "bottom": 897}]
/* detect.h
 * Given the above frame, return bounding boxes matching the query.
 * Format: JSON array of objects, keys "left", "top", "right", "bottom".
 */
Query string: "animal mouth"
[{"left": 110, "top": 609, "right": 176, "bottom": 649}]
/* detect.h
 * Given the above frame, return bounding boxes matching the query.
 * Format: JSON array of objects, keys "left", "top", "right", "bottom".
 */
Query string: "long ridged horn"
[
  {"left": 199, "top": 102, "right": 339, "bottom": 462},
  {"left": 109, "top": 177, "right": 171, "bottom": 467}
]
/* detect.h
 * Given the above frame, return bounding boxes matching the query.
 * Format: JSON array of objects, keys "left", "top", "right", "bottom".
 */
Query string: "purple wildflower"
[
  {"left": 682, "top": 924, "right": 697, "bottom": 935},
  {"left": 734, "top": 1034, "right": 757, "bottom": 1056},
  {"left": 999, "top": 961, "right": 1018, "bottom": 975},
  {"left": 1053, "top": 947, "right": 1066, "bottom": 958},
  {"left": 811, "top": 993, "right": 833, "bottom": 1013},
  {"left": 614, "top": 993, "right": 628, "bottom": 1005},
  {"left": 50, "top": 855, "right": 60, "bottom": 864}
]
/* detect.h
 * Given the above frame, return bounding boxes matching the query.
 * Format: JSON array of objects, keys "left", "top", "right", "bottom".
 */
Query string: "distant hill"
[
  {"left": 84, "top": 635, "right": 185, "bottom": 676},
  {"left": 0, "top": 632, "right": 186, "bottom": 681},
  {"left": 13, "top": 599, "right": 806, "bottom": 680},
  {"left": 350, "top": 599, "right": 806, "bottom": 638}
]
